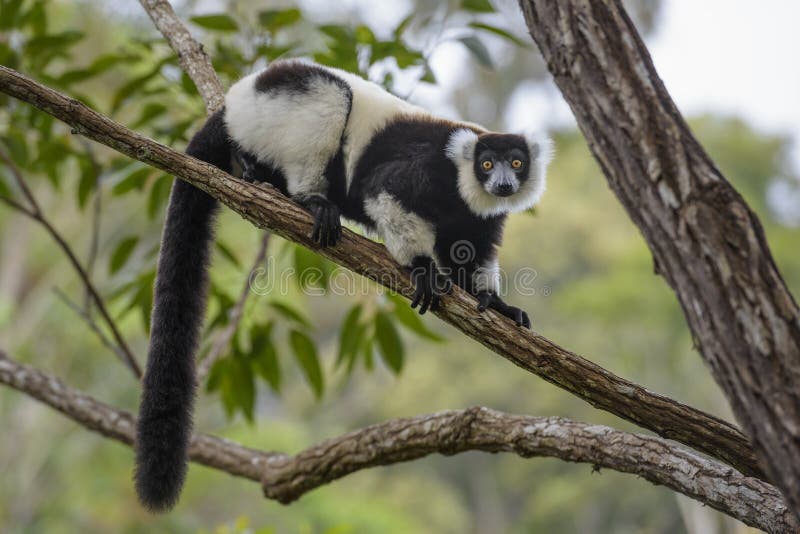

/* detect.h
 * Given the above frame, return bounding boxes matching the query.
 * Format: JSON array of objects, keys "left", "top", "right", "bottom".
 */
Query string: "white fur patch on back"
[
  {"left": 224, "top": 70, "right": 350, "bottom": 197},
  {"left": 445, "top": 129, "right": 554, "bottom": 218},
  {"left": 364, "top": 192, "right": 436, "bottom": 266}
]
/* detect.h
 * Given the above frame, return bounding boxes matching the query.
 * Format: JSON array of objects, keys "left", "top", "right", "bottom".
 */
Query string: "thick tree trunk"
[{"left": 519, "top": 0, "right": 800, "bottom": 515}]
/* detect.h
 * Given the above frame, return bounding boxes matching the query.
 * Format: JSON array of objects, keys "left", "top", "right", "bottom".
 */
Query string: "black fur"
[
  {"left": 255, "top": 60, "right": 351, "bottom": 99},
  {"left": 134, "top": 109, "right": 231, "bottom": 512},
  {"left": 349, "top": 119, "right": 506, "bottom": 292}
]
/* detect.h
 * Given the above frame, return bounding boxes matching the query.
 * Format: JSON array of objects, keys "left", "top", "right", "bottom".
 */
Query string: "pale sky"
[{"left": 648, "top": 0, "right": 800, "bottom": 171}]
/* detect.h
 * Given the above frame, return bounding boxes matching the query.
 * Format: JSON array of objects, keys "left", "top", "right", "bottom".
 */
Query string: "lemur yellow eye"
[
  {"left": 482, "top": 160, "right": 493, "bottom": 170},
  {"left": 511, "top": 159, "right": 522, "bottom": 169}
]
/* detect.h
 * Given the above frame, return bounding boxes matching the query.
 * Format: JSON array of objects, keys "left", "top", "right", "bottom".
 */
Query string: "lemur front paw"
[
  {"left": 409, "top": 256, "right": 452, "bottom": 315},
  {"left": 300, "top": 195, "right": 342, "bottom": 247},
  {"left": 476, "top": 291, "right": 531, "bottom": 329},
  {"left": 236, "top": 150, "right": 261, "bottom": 183}
]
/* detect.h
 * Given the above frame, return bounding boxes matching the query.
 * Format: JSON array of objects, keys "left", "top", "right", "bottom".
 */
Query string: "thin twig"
[
  {"left": 0, "top": 147, "right": 40, "bottom": 215},
  {"left": 52, "top": 288, "right": 130, "bottom": 366},
  {"left": 78, "top": 139, "right": 103, "bottom": 307},
  {"left": 0, "top": 195, "right": 35, "bottom": 216},
  {"left": 197, "top": 233, "right": 271, "bottom": 382},
  {"left": 0, "top": 351, "right": 793, "bottom": 533},
  {"left": 0, "top": 147, "right": 141, "bottom": 378}
]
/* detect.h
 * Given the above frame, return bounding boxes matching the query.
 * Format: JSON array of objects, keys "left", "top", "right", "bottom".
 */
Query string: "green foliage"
[
  {"left": 190, "top": 14, "right": 239, "bottom": 33},
  {"left": 108, "top": 236, "right": 139, "bottom": 275},
  {"left": 374, "top": 311, "right": 404, "bottom": 373},
  {"left": 289, "top": 329, "right": 324, "bottom": 398},
  {"left": 456, "top": 35, "right": 493, "bottom": 69}
]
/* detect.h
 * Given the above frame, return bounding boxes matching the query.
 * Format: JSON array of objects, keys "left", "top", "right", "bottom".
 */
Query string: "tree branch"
[
  {"left": 137, "top": 0, "right": 225, "bottom": 113},
  {"left": 518, "top": 0, "right": 800, "bottom": 514},
  {"left": 0, "top": 64, "right": 765, "bottom": 481},
  {"left": 0, "top": 350, "right": 793, "bottom": 533},
  {"left": 0, "top": 147, "right": 141, "bottom": 378}
]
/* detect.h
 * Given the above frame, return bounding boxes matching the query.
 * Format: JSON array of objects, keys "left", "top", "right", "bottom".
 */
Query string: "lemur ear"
[
  {"left": 523, "top": 131, "right": 554, "bottom": 169},
  {"left": 445, "top": 128, "right": 479, "bottom": 163}
]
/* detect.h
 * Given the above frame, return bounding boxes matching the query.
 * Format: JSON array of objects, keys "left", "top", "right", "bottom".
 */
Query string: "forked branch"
[{"left": 0, "top": 351, "right": 792, "bottom": 533}]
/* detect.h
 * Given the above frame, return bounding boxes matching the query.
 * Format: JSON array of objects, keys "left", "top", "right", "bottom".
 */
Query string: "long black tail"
[{"left": 134, "top": 109, "right": 231, "bottom": 512}]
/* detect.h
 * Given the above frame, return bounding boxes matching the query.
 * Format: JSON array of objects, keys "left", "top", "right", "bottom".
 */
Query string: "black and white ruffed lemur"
[{"left": 136, "top": 59, "right": 552, "bottom": 512}]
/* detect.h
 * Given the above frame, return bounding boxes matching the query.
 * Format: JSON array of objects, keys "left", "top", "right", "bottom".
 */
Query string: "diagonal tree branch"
[
  {"left": 518, "top": 0, "right": 800, "bottom": 515},
  {"left": 0, "top": 64, "right": 765, "bottom": 482},
  {"left": 0, "top": 350, "right": 793, "bottom": 533},
  {"left": 137, "top": 0, "right": 225, "bottom": 113},
  {"left": 0, "top": 147, "right": 141, "bottom": 378}
]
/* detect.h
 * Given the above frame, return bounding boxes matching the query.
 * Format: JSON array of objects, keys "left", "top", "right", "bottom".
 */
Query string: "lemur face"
[
  {"left": 473, "top": 133, "right": 531, "bottom": 197},
  {"left": 445, "top": 128, "right": 552, "bottom": 217}
]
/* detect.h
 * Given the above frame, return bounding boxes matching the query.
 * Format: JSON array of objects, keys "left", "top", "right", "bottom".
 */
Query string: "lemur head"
[{"left": 446, "top": 128, "right": 553, "bottom": 218}]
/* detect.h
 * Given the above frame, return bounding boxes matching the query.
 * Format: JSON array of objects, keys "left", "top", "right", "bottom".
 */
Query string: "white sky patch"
[{"left": 648, "top": 0, "right": 800, "bottom": 171}]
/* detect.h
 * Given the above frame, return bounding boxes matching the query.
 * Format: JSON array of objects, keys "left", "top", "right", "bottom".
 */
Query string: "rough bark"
[
  {"left": 518, "top": 0, "right": 800, "bottom": 515},
  {"left": 0, "top": 65, "right": 766, "bottom": 481},
  {"left": 138, "top": 0, "right": 224, "bottom": 113},
  {"left": 0, "top": 352, "right": 793, "bottom": 533}
]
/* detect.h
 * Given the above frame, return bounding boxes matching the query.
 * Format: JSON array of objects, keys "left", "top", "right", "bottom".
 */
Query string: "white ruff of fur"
[{"left": 445, "top": 129, "right": 553, "bottom": 218}]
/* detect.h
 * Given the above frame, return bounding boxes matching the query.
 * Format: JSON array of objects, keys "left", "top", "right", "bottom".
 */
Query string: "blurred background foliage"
[{"left": 1, "top": 0, "right": 798, "bottom": 532}]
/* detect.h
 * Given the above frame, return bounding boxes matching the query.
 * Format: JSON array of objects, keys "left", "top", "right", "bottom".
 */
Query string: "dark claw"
[
  {"left": 300, "top": 196, "right": 340, "bottom": 248},
  {"left": 409, "top": 256, "right": 448, "bottom": 315},
  {"left": 475, "top": 291, "right": 531, "bottom": 329}
]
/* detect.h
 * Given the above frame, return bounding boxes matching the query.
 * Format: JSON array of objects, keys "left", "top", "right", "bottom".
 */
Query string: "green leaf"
[
  {"left": 462, "top": 0, "right": 494, "bottom": 12},
  {"left": 232, "top": 352, "right": 256, "bottom": 422},
  {"left": 390, "top": 295, "right": 445, "bottom": 342},
  {"left": 76, "top": 162, "right": 96, "bottom": 209},
  {"left": 336, "top": 304, "right": 364, "bottom": 368},
  {"left": 355, "top": 25, "right": 376, "bottom": 45},
  {"left": 132, "top": 102, "right": 168, "bottom": 129},
  {"left": 360, "top": 334, "right": 374, "bottom": 371},
  {"left": 374, "top": 312, "right": 404, "bottom": 373},
  {"left": 258, "top": 8, "right": 301, "bottom": 32},
  {"left": 0, "top": 172, "right": 10, "bottom": 198},
  {"left": 0, "top": 0, "right": 25, "bottom": 30},
  {"left": 109, "top": 236, "right": 139, "bottom": 275},
  {"left": 112, "top": 167, "right": 151, "bottom": 196},
  {"left": 268, "top": 301, "right": 310, "bottom": 327},
  {"left": 205, "top": 356, "right": 227, "bottom": 392},
  {"left": 458, "top": 36, "right": 493, "bottom": 69},
  {"left": 111, "top": 57, "right": 171, "bottom": 113},
  {"left": 3, "top": 130, "right": 29, "bottom": 167},
  {"left": 215, "top": 240, "right": 241, "bottom": 268},
  {"left": 147, "top": 174, "right": 172, "bottom": 219},
  {"left": 294, "top": 245, "right": 329, "bottom": 290},
  {"left": 421, "top": 64, "right": 437, "bottom": 84},
  {"left": 468, "top": 22, "right": 529, "bottom": 47},
  {"left": 122, "top": 270, "right": 155, "bottom": 331},
  {"left": 21, "top": 0, "right": 47, "bottom": 35},
  {"left": 393, "top": 13, "right": 415, "bottom": 38},
  {"left": 252, "top": 323, "right": 281, "bottom": 392},
  {"left": 190, "top": 14, "right": 239, "bottom": 32},
  {"left": 289, "top": 330, "right": 323, "bottom": 398},
  {"left": 25, "top": 31, "right": 84, "bottom": 59}
]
